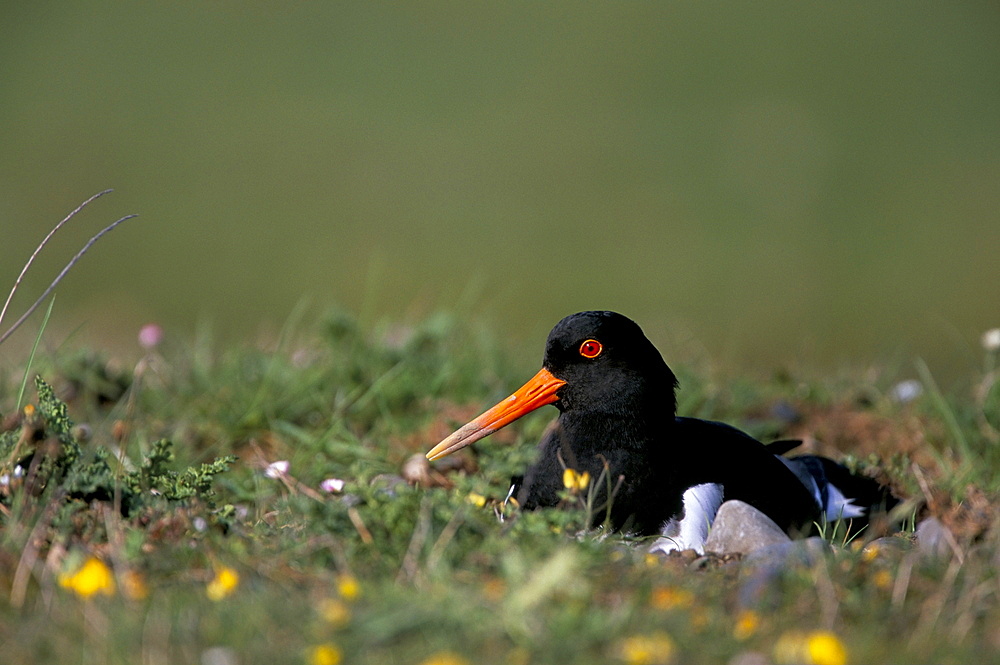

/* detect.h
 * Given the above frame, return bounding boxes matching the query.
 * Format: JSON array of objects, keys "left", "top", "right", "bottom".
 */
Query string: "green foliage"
[
  {"left": 55, "top": 349, "right": 131, "bottom": 406},
  {"left": 0, "top": 429, "right": 17, "bottom": 460},
  {"left": 2, "top": 377, "right": 235, "bottom": 530},
  {"left": 1, "top": 310, "right": 998, "bottom": 665},
  {"left": 36, "top": 375, "right": 79, "bottom": 452},
  {"left": 125, "top": 438, "right": 235, "bottom": 504}
]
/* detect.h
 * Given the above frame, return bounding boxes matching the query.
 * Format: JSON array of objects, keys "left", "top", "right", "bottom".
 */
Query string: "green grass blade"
[
  {"left": 15, "top": 296, "right": 55, "bottom": 411},
  {"left": 915, "top": 358, "right": 972, "bottom": 461}
]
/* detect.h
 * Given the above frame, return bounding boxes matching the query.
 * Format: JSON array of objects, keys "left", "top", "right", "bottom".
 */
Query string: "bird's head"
[{"left": 426, "top": 311, "right": 677, "bottom": 461}]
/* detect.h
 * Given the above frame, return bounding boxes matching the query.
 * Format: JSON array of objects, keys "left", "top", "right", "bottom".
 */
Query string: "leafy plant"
[{"left": 1, "top": 377, "right": 236, "bottom": 531}]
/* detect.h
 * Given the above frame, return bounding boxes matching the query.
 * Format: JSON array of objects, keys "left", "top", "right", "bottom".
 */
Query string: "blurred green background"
[{"left": 2, "top": 3, "right": 998, "bottom": 380}]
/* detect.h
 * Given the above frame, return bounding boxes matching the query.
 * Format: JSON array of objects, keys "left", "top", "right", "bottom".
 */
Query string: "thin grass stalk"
[
  {"left": 0, "top": 189, "right": 112, "bottom": 330},
  {"left": 0, "top": 213, "right": 139, "bottom": 346},
  {"left": 915, "top": 358, "right": 972, "bottom": 461},
  {"left": 15, "top": 297, "right": 56, "bottom": 411}
]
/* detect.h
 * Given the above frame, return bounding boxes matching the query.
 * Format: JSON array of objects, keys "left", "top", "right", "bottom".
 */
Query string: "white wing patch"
[
  {"left": 649, "top": 483, "right": 724, "bottom": 555},
  {"left": 824, "top": 483, "right": 865, "bottom": 520},
  {"left": 777, "top": 456, "right": 867, "bottom": 521}
]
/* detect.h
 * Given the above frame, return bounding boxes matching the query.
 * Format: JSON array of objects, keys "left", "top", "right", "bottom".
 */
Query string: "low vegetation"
[{"left": 1, "top": 306, "right": 998, "bottom": 665}]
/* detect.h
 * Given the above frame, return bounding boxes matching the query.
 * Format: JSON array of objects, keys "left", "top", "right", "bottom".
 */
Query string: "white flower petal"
[
  {"left": 320, "top": 478, "right": 345, "bottom": 493},
  {"left": 890, "top": 379, "right": 923, "bottom": 404},
  {"left": 982, "top": 328, "right": 1000, "bottom": 352},
  {"left": 264, "top": 460, "right": 290, "bottom": 478}
]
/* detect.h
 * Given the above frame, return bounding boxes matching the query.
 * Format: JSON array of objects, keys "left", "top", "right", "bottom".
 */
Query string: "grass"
[{"left": 1, "top": 308, "right": 999, "bottom": 665}]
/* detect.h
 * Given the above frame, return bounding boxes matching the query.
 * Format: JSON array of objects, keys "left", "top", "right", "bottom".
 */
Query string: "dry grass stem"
[
  {"left": 0, "top": 189, "right": 112, "bottom": 330},
  {"left": 0, "top": 202, "right": 137, "bottom": 346}
]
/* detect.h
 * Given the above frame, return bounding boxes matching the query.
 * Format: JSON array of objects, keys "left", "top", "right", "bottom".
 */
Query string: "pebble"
[
  {"left": 742, "top": 536, "right": 831, "bottom": 569},
  {"left": 704, "top": 500, "right": 792, "bottom": 555},
  {"left": 738, "top": 537, "right": 831, "bottom": 607},
  {"left": 728, "top": 651, "right": 770, "bottom": 665},
  {"left": 371, "top": 473, "right": 408, "bottom": 497},
  {"left": 915, "top": 517, "right": 956, "bottom": 559}
]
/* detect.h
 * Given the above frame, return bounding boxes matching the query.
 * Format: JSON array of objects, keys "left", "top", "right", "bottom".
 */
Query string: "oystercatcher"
[{"left": 426, "top": 311, "right": 896, "bottom": 552}]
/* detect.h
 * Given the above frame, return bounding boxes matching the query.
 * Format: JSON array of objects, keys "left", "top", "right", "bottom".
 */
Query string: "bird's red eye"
[{"left": 579, "top": 339, "right": 603, "bottom": 359}]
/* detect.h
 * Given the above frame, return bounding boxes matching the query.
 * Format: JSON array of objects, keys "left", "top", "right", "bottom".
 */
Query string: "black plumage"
[{"left": 428, "top": 311, "right": 896, "bottom": 542}]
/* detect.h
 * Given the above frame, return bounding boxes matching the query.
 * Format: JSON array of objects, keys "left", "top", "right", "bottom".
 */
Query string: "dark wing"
[
  {"left": 673, "top": 418, "right": 822, "bottom": 534},
  {"left": 779, "top": 454, "right": 899, "bottom": 527},
  {"left": 765, "top": 439, "right": 804, "bottom": 456}
]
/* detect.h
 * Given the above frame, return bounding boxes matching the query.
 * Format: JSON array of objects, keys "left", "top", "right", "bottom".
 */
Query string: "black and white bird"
[{"left": 426, "top": 311, "right": 897, "bottom": 553}]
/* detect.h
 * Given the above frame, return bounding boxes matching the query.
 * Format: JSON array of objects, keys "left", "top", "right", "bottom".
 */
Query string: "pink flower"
[
  {"left": 138, "top": 324, "right": 163, "bottom": 350},
  {"left": 320, "top": 478, "right": 345, "bottom": 493},
  {"left": 264, "top": 461, "right": 290, "bottom": 479}
]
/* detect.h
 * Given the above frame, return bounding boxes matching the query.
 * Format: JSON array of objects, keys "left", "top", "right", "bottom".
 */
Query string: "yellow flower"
[
  {"left": 418, "top": 651, "right": 470, "bottom": 665},
  {"left": 650, "top": 586, "right": 694, "bottom": 611},
  {"left": 121, "top": 569, "right": 149, "bottom": 600},
  {"left": 616, "top": 632, "right": 677, "bottom": 665},
  {"left": 872, "top": 569, "right": 893, "bottom": 590},
  {"left": 318, "top": 598, "right": 351, "bottom": 628},
  {"left": 733, "top": 610, "right": 761, "bottom": 640},
  {"left": 337, "top": 574, "right": 361, "bottom": 601},
  {"left": 307, "top": 643, "right": 342, "bottom": 665},
  {"left": 482, "top": 577, "right": 506, "bottom": 602},
  {"left": 807, "top": 631, "right": 848, "bottom": 665},
  {"left": 59, "top": 557, "right": 116, "bottom": 598},
  {"left": 861, "top": 543, "right": 880, "bottom": 562},
  {"left": 206, "top": 566, "right": 239, "bottom": 601},
  {"left": 562, "top": 468, "right": 591, "bottom": 493},
  {"left": 690, "top": 608, "right": 710, "bottom": 631},
  {"left": 774, "top": 630, "right": 848, "bottom": 665},
  {"left": 466, "top": 492, "right": 487, "bottom": 508}
]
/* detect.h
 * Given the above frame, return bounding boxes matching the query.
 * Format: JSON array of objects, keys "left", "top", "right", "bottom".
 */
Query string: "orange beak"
[{"left": 426, "top": 367, "right": 567, "bottom": 461}]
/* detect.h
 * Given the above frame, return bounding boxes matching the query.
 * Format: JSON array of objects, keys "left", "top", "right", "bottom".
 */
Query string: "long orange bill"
[{"left": 426, "top": 367, "right": 567, "bottom": 461}]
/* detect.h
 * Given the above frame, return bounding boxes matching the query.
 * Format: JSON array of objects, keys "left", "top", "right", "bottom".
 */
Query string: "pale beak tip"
[{"left": 425, "top": 437, "right": 459, "bottom": 461}]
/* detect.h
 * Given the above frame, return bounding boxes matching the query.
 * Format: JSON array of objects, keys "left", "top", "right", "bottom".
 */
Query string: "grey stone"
[
  {"left": 704, "top": 500, "right": 792, "bottom": 555},
  {"left": 738, "top": 537, "right": 832, "bottom": 607},
  {"left": 371, "top": 473, "right": 408, "bottom": 498},
  {"left": 915, "top": 517, "right": 956, "bottom": 559},
  {"left": 742, "top": 536, "right": 831, "bottom": 569},
  {"left": 727, "top": 652, "right": 770, "bottom": 665}
]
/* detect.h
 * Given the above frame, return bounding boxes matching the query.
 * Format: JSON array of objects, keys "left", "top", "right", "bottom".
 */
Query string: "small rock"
[
  {"left": 678, "top": 548, "right": 700, "bottom": 562},
  {"left": 688, "top": 556, "right": 713, "bottom": 570},
  {"left": 738, "top": 537, "right": 831, "bottom": 607},
  {"left": 339, "top": 493, "right": 363, "bottom": 508},
  {"left": 704, "top": 500, "right": 792, "bottom": 555},
  {"left": 372, "top": 474, "right": 410, "bottom": 497},
  {"left": 401, "top": 455, "right": 432, "bottom": 486},
  {"left": 916, "top": 517, "right": 956, "bottom": 559},
  {"left": 728, "top": 651, "right": 770, "bottom": 665},
  {"left": 201, "top": 646, "right": 239, "bottom": 665},
  {"left": 401, "top": 455, "right": 453, "bottom": 489},
  {"left": 742, "top": 536, "right": 831, "bottom": 569}
]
